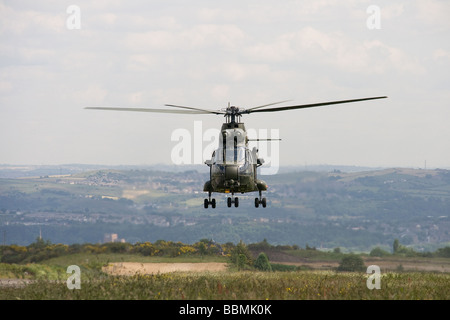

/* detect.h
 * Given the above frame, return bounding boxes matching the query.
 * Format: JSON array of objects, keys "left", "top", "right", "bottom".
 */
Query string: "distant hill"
[{"left": 0, "top": 165, "right": 449, "bottom": 251}]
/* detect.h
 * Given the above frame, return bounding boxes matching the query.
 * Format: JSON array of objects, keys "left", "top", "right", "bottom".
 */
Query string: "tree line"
[{"left": 1, "top": 237, "right": 449, "bottom": 268}]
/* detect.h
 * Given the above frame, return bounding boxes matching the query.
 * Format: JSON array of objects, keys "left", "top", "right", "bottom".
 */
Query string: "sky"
[{"left": 1, "top": 0, "right": 449, "bottom": 170}]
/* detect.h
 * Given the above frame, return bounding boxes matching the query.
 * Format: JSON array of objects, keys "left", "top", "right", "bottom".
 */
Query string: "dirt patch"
[{"left": 103, "top": 262, "right": 228, "bottom": 276}]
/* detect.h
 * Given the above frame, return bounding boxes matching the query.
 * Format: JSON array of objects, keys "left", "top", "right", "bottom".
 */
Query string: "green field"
[
  {"left": 1, "top": 253, "right": 449, "bottom": 300},
  {"left": 1, "top": 239, "right": 449, "bottom": 300},
  {"left": 1, "top": 268, "right": 449, "bottom": 300}
]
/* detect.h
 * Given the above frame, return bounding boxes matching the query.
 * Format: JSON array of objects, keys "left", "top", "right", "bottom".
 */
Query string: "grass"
[
  {"left": 1, "top": 270, "right": 449, "bottom": 300},
  {"left": 0, "top": 263, "right": 66, "bottom": 280},
  {"left": 1, "top": 249, "right": 449, "bottom": 300}
]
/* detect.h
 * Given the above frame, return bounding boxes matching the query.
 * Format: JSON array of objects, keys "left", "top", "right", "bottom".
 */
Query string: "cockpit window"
[{"left": 213, "top": 147, "right": 246, "bottom": 164}]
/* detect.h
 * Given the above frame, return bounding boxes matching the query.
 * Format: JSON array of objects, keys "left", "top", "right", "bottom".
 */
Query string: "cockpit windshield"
[{"left": 213, "top": 147, "right": 246, "bottom": 164}]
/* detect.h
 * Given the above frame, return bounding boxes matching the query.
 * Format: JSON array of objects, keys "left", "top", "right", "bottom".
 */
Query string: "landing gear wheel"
[
  {"left": 227, "top": 197, "right": 232, "bottom": 208},
  {"left": 204, "top": 192, "right": 216, "bottom": 209},
  {"left": 254, "top": 191, "right": 267, "bottom": 208},
  {"left": 234, "top": 197, "right": 239, "bottom": 208}
]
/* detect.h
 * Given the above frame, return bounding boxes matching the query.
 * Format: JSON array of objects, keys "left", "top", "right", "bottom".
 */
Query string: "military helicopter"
[{"left": 86, "top": 96, "right": 387, "bottom": 208}]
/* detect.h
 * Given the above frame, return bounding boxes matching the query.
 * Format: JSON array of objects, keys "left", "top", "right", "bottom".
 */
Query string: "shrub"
[
  {"left": 370, "top": 247, "right": 390, "bottom": 257},
  {"left": 435, "top": 246, "right": 450, "bottom": 258},
  {"left": 230, "top": 241, "right": 253, "bottom": 270},
  {"left": 254, "top": 253, "right": 272, "bottom": 271},
  {"left": 337, "top": 254, "right": 365, "bottom": 272},
  {"left": 248, "top": 239, "right": 272, "bottom": 252}
]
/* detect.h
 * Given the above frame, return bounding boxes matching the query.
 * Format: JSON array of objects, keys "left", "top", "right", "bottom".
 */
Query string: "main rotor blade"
[
  {"left": 84, "top": 107, "right": 212, "bottom": 114},
  {"left": 165, "top": 104, "right": 225, "bottom": 115},
  {"left": 246, "top": 100, "right": 292, "bottom": 111},
  {"left": 245, "top": 96, "right": 388, "bottom": 114}
]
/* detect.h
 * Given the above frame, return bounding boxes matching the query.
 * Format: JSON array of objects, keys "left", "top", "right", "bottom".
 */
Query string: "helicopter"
[{"left": 86, "top": 95, "right": 387, "bottom": 208}]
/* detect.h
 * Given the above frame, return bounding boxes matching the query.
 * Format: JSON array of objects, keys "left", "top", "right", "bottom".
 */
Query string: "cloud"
[
  {"left": 415, "top": 0, "right": 450, "bottom": 28},
  {"left": 126, "top": 54, "right": 158, "bottom": 71},
  {"left": 76, "top": 84, "right": 108, "bottom": 105},
  {"left": 363, "top": 40, "right": 425, "bottom": 75},
  {"left": 0, "top": 80, "right": 13, "bottom": 93},
  {"left": 381, "top": 3, "right": 405, "bottom": 19},
  {"left": 0, "top": 3, "right": 65, "bottom": 35},
  {"left": 243, "top": 26, "right": 425, "bottom": 75},
  {"left": 210, "top": 84, "right": 230, "bottom": 100},
  {"left": 124, "top": 24, "right": 245, "bottom": 53},
  {"left": 433, "top": 48, "right": 450, "bottom": 61}
]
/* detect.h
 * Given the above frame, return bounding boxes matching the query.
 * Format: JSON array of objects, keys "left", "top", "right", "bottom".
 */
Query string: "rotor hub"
[{"left": 225, "top": 106, "right": 243, "bottom": 123}]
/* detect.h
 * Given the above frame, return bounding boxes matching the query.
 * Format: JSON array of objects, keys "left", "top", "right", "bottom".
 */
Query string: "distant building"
[{"left": 103, "top": 233, "right": 125, "bottom": 243}]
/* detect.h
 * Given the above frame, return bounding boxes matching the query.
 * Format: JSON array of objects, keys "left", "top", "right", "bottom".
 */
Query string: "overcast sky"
[{"left": 1, "top": 0, "right": 449, "bottom": 170}]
